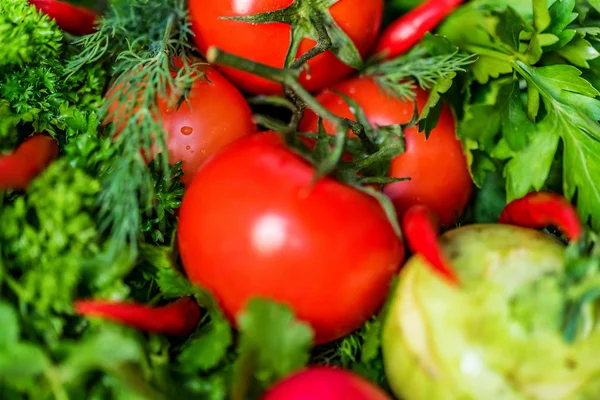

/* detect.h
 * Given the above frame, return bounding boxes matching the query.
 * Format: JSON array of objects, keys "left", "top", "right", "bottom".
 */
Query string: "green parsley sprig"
[{"left": 440, "top": 0, "right": 600, "bottom": 230}]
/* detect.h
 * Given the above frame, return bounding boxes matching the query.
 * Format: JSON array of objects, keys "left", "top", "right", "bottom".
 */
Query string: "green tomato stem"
[{"left": 206, "top": 46, "right": 378, "bottom": 154}]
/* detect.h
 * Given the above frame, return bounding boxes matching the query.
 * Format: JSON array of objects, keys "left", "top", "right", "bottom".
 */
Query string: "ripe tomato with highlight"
[{"left": 178, "top": 132, "right": 404, "bottom": 344}]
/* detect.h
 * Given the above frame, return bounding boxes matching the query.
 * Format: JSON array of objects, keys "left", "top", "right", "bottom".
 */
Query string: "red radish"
[{"left": 263, "top": 367, "right": 392, "bottom": 400}]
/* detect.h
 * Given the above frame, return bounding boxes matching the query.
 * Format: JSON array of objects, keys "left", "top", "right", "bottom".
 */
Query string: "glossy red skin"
[
  {"left": 0, "top": 134, "right": 59, "bottom": 191},
  {"left": 499, "top": 192, "right": 583, "bottom": 242},
  {"left": 373, "top": 0, "right": 464, "bottom": 60},
  {"left": 401, "top": 204, "right": 459, "bottom": 284},
  {"left": 188, "top": 0, "right": 383, "bottom": 94},
  {"left": 29, "top": 0, "right": 97, "bottom": 36},
  {"left": 263, "top": 367, "right": 392, "bottom": 400},
  {"left": 107, "top": 66, "right": 256, "bottom": 186},
  {"left": 178, "top": 132, "right": 404, "bottom": 344},
  {"left": 299, "top": 76, "right": 473, "bottom": 227},
  {"left": 75, "top": 297, "right": 201, "bottom": 337}
]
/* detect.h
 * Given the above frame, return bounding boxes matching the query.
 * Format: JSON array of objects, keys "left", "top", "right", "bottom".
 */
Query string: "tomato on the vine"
[
  {"left": 299, "top": 76, "right": 473, "bottom": 227},
  {"left": 107, "top": 65, "right": 256, "bottom": 186},
  {"left": 178, "top": 132, "right": 404, "bottom": 344},
  {"left": 187, "top": 0, "right": 384, "bottom": 94}
]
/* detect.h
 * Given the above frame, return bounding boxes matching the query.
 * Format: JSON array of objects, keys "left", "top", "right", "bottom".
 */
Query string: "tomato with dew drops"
[{"left": 106, "top": 65, "right": 256, "bottom": 186}]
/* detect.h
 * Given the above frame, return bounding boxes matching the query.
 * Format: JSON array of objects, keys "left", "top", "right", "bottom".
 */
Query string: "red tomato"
[
  {"left": 299, "top": 76, "right": 473, "bottom": 227},
  {"left": 188, "top": 0, "right": 384, "bottom": 94},
  {"left": 178, "top": 132, "right": 404, "bottom": 344},
  {"left": 106, "top": 65, "right": 256, "bottom": 186},
  {"left": 263, "top": 367, "right": 392, "bottom": 400}
]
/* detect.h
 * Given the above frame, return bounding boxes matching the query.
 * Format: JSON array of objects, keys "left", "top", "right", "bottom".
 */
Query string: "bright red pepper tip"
[
  {"left": 0, "top": 134, "right": 59, "bottom": 191},
  {"left": 28, "top": 0, "right": 98, "bottom": 36},
  {"left": 374, "top": 0, "right": 466, "bottom": 60},
  {"left": 402, "top": 205, "right": 460, "bottom": 285},
  {"left": 499, "top": 191, "right": 583, "bottom": 243},
  {"left": 75, "top": 297, "right": 202, "bottom": 337}
]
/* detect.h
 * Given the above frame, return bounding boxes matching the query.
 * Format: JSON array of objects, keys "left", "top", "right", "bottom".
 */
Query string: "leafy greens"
[{"left": 439, "top": 0, "right": 600, "bottom": 230}]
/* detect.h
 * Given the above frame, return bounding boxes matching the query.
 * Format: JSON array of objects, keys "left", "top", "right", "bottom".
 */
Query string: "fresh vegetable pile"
[{"left": 1, "top": 0, "right": 599, "bottom": 399}]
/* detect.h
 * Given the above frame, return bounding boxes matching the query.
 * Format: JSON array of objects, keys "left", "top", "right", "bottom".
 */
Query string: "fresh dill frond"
[
  {"left": 140, "top": 155, "right": 185, "bottom": 245},
  {"left": 66, "top": 0, "right": 195, "bottom": 75},
  {"left": 365, "top": 36, "right": 477, "bottom": 101},
  {"left": 67, "top": 0, "right": 204, "bottom": 260}
]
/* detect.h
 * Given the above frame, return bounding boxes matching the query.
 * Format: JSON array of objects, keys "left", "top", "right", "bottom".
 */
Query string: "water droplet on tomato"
[
  {"left": 165, "top": 108, "right": 174, "bottom": 114},
  {"left": 186, "top": 146, "right": 191, "bottom": 150},
  {"left": 181, "top": 126, "right": 193, "bottom": 135}
]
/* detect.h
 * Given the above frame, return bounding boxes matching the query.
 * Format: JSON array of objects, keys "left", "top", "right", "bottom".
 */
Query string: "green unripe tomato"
[{"left": 382, "top": 224, "right": 600, "bottom": 400}]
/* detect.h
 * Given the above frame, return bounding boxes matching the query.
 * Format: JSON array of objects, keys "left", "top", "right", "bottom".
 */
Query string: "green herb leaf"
[
  {"left": 178, "top": 316, "right": 233, "bottom": 373},
  {"left": 556, "top": 37, "right": 600, "bottom": 68},
  {"left": 231, "top": 298, "right": 314, "bottom": 398},
  {"left": 532, "top": 0, "right": 551, "bottom": 32},
  {"left": 495, "top": 7, "right": 529, "bottom": 50},
  {"left": 501, "top": 80, "right": 536, "bottom": 151},
  {"left": 366, "top": 35, "right": 476, "bottom": 102}
]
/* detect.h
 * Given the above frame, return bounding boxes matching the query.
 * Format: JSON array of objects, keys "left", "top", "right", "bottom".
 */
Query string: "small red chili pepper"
[
  {"left": 28, "top": 0, "right": 98, "bottom": 36},
  {"left": 75, "top": 297, "right": 202, "bottom": 336},
  {"left": 402, "top": 204, "right": 459, "bottom": 285},
  {"left": 0, "top": 134, "right": 60, "bottom": 191},
  {"left": 499, "top": 192, "right": 583, "bottom": 242},
  {"left": 373, "top": 0, "right": 465, "bottom": 60}
]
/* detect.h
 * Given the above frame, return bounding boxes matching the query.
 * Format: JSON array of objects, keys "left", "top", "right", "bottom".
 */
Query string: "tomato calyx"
[
  {"left": 206, "top": 47, "right": 403, "bottom": 237},
  {"left": 297, "top": 90, "right": 413, "bottom": 189},
  {"left": 221, "top": 0, "right": 363, "bottom": 70},
  {"left": 333, "top": 89, "right": 414, "bottom": 159}
]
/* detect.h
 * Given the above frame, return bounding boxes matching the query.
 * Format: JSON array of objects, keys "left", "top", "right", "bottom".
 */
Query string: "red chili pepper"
[
  {"left": 28, "top": 0, "right": 98, "bottom": 36},
  {"left": 373, "top": 0, "right": 465, "bottom": 60},
  {"left": 402, "top": 204, "right": 459, "bottom": 285},
  {"left": 499, "top": 192, "right": 583, "bottom": 242},
  {"left": 0, "top": 134, "right": 60, "bottom": 191},
  {"left": 75, "top": 297, "right": 202, "bottom": 336}
]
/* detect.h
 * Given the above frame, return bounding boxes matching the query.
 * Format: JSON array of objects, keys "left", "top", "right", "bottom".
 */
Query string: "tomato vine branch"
[
  {"left": 206, "top": 46, "right": 377, "bottom": 155},
  {"left": 289, "top": 17, "right": 332, "bottom": 69}
]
